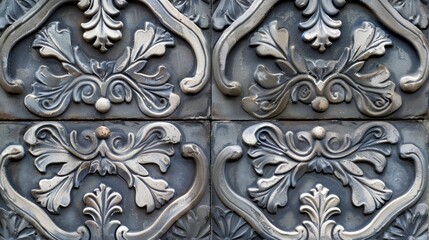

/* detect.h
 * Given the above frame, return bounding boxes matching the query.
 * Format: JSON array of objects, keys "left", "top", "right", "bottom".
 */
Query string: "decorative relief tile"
[
  {"left": 0, "top": 121, "right": 209, "bottom": 239},
  {"left": 212, "top": 121, "right": 428, "bottom": 239},
  {"left": 212, "top": 0, "right": 429, "bottom": 120},
  {"left": 0, "top": 0, "right": 428, "bottom": 239},
  {"left": 0, "top": 0, "right": 210, "bottom": 119}
]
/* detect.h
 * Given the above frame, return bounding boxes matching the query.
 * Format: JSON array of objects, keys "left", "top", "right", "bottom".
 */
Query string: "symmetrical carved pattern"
[
  {"left": 24, "top": 122, "right": 179, "bottom": 213},
  {"left": 295, "top": 0, "right": 346, "bottom": 51},
  {"left": 0, "top": 126, "right": 209, "bottom": 239},
  {"left": 212, "top": 0, "right": 253, "bottom": 31},
  {"left": 83, "top": 184, "right": 123, "bottom": 239},
  {"left": 170, "top": 0, "right": 210, "bottom": 29},
  {"left": 213, "top": 122, "right": 427, "bottom": 239},
  {"left": 26, "top": 21, "right": 180, "bottom": 117},
  {"left": 243, "top": 122, "right": 396, "bottom": 214},
  {"left": 0, "top": 207, "right": 41, "bottom": 239},
  {"left": 0, "top": 0, "right": 38, "bottom": 31},
  {"left": 214, "top": 0, "right": 429, "bottom": 107},
  {"left": 383, "top": 204, "right": 428, "bottom": 239},
  {"left": 167, "top": 205, "right": 210, "bottom": 239},
  {"left": 212, "top": 206, "right": 257, "bottom": 240},
  {"left": 244, "top": 21, "right": 401, "bottom": 118},
  {"left": 0, "top": 0, "right": 210, "bottom": 98},
  {"left": 78, "top": 0, "right": 128, "bottom": 52},
  {"left": 389, "top": 0, "right": 429, "bottom": 29}
]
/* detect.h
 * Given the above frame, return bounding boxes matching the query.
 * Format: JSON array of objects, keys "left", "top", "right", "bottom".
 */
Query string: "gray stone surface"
[{"left": 0, "top": 0, "right": 427, "bottom": 239}]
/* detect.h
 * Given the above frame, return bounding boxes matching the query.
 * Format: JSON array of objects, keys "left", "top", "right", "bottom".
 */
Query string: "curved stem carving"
[
  {"left": 116, "top": 143, "right": 209, "bottom": 239},
  {"left": 0, "top": 145, "right": 87, "bottom": 240},
  {"left": 213, "top": 142, "right": 426, "bottom": 239},
  {"left": 0, "top": 0, "right": 209, "bottom": 95},
  {"left": 213, "top": 145, "right": 307, "bottom": 240},
  {"left": 138, "top": 0, "right": 209, "bottom": 94},
  {"left": 0, "top": 0, "right": 74, "bottom": 94},
  {"left": 358, "top": 0, "right": 429, "bottom": 93},
  {"left": 213, "top": 0, "right": 278, "bottom": 96},
  {"left": 335, "top": 144, "right": 426, "bottom": 239}
]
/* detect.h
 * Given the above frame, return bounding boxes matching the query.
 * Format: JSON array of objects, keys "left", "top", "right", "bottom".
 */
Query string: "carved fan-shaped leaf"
[
  {"left": 83, "top": 184, "right": 123, "bottom": 239},
  {"left": 347, "top": 176, "right": 392, "bottom": 214},
  {"left": 31, "top": 175, "right": 75, "bottom": 214},
  {"left": 133, "top": 175, "right": 175, "bottom": 213},
  {"left": 212, "top": 206, "right": 256, "bottom": 240},
  {"left": 33, "top": 22, "right": 74, "bottom": 63},
  {"left": 349, "top": 22, "right": 393, "bottom": 62},
  {"left": 250, "top": 21, "right": 289, "bottom": 60},
  {"left": 130, "top": 22, "right": 175, "bottom": 62}
]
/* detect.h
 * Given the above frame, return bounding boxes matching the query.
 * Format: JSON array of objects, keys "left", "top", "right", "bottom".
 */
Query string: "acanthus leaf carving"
[
  {"left": 214, "top": 0, "right": 429, "bottom": 104},
  {"left": 170, "top": 0, "right": 210, "bottom": 29},
  {"left": 212, "top": 206, "right": 257, "bottom": 240},
  {"left": 78, "top": 0, "right": 127, "bottom": 52},
  {"left": 0, "top": 0, "right": 38, "bottom": 31},
  {"left": 167, "top": 205, "right": 210, "bottom": 239},
  {"left": 83, "top": 184, "right": 123, "bottom": 239},
  {"left": 213, "top": 136, "right": 426, "bottom": 239},
  {"left": 383, "top": 204, "right": 428, "bottom": 239},
  {"left": 0, "top": 207, "right": 42, "bottom": 239},
  {"left": 24, "top": 122, "right": 179, "bottom": 214},
  {"left": 243, "top": 122, "right": 397, "bottom": 214},
  {"left": 0, "top": 134, "right": 209, "bottom": 240},
  {"left": 26, "top": 21, "right": 180, "bottom": 117},
  {"left": 295, "top": 0, "right": 346, "bottom": 52},
  {"left": 212, "top": 0, "right": 253, "bottom": 31},
  {"left": 243, "top": 21, "right": 402, "bottom": 118},
  {"left": 299, "top": 184, "right": 342, "bottom": 239},
  {"left": 389, "top": 0, "right": 429, "bottom": 29}
]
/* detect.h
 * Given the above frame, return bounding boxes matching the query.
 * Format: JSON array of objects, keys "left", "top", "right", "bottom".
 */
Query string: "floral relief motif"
[
  {"left": 299, "top": 184, "right": 343, "bottom": 239},
  {"left": 383, "top": 204, "right": 428, "bottom": 239},
  {"left": 0, "top": 207, "right": 42, "bottom": 239},
  {"left": 167, "top": 205, "right": 210, "bottom": 239},
  {"left": 25, "top": 21, "right": 180, "bottom": 117},
  {"left": 83, "top": 184, "right": 123, "bottom": 239},
  {"left": 295, "top": 0, "right": 346, "bottom": 51},
  {"left": 170, "top": 0, "right": 210, "bottom": 29},
  {"left": 244, "top": 20, "right": 401, "bottom": 118},
  {"left": 388, "top": 0, "right": 429, "bottom": 29},
  {"left": 212, "top": 206, "right": 258, "bottom": 240},
  {"left": 243, "top": 122, "right": 397, "bottom": 214},
  {"left": 23, "top": 122, "right": 180, "bottom": 214},
  {"left": 0, "top": 0, "right": 38, "bottom": 31},
  {"left": 78, "top": 0, "right": 128, "bottom": 52}
]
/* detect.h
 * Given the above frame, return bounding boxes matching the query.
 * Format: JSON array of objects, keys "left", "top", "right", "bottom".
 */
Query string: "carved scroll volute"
[
  {"left": 0, "top": 0, "right": 209, "bottom": 98},
  {"left": 213, "top": 0, "right": 429, "bottom": 116}
]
